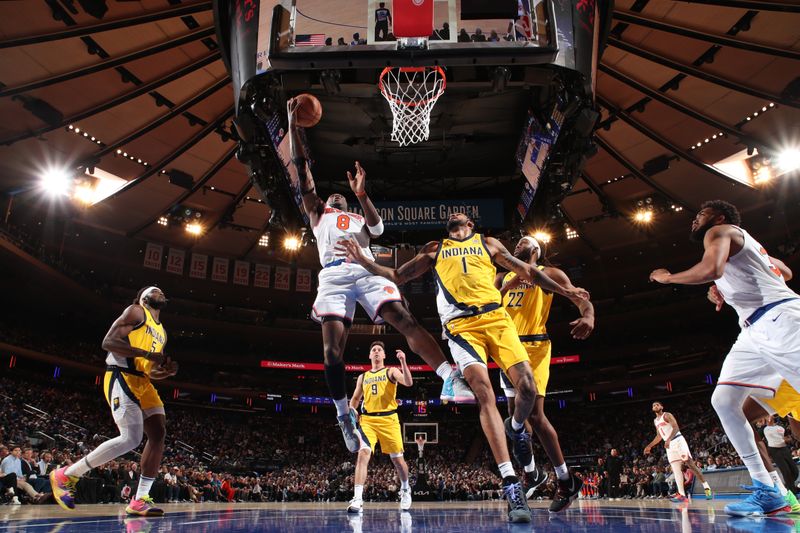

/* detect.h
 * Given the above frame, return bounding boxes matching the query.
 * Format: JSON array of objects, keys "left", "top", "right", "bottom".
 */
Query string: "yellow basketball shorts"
[
  {"left": 762, "top": 380, "right": 800, "bottom": 420},
  {"left": 444, "top": 308, "right": 528, "bottom": 375},
  {"left": 500, "top": 340, "right": 551, "bottom": 397},
  {"left": 359, "top": 413, "right": 404, "bottom": 454},
  {"left": 103, "top": 369, "right": 164, "bottom": 426}
]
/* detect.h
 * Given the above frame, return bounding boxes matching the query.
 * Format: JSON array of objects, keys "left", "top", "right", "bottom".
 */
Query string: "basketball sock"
[
  {"left": 702, "top": 481, "right": 711, "bottom": 490},
  {"left": 670, "top": 463, "right": 685, "bottom": 496},
  {"left": 65, "top": 457, "right": 92, "bottom": 478},
  {"left": 498, "top": 461, "right": 515, "bottom": 479},
  {"left": 511, "top": 417, "right": 525, "bottom": 432},
  {"left": 354, "top": 485, "right": 364, "bottom": 500},
  {"left": 333, "top": 398, "right": 350, "bottom": 418},
  {"left": 711, "top": 386, "right": 774, "bottom": 487},
  {"left": 401, "top": 479, "right": 410, "bottom": 491},
  {"left": 324, "top": 360, "right": 347, "bottom": 398},
  {"left": 555, "top": 463, "right": 569, "bottom": 481},
  {"left": 523, "top": 457, "right": 536, "bottom": 473},
  {"left": 435, "top": 362, "right": 453, "bottom": 382},
  {"left": 135, "top": 476, "right": 155, "bottom": 500},
  {"left": 770, "top": 471, "right": 788, "bottom": 496}
]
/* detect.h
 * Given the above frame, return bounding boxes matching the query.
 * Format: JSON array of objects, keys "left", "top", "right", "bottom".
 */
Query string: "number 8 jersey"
[
  {"left": 434, "top": 233, "right": 502, "bottom": 324},
  {"left": 312, "top": 207, "right": 375, "bottom": 268}
]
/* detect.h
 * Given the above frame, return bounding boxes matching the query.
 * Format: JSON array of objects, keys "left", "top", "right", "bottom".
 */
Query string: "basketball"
[{"left": 293, "top": 93, "right": 322, "bottom": 128}]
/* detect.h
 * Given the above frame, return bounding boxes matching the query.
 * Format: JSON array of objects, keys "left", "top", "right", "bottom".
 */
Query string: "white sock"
[
  {"left": 511, "top": 417, "right": 525, "bottom": 432},
  {"left": 742, "top": 452, "right": 774, "bottom": 486},
  {"left": 135, "top": 476, "right": 155, "bottom": 500},
  {"left": 64, "top": 457, "right": 92, "bottom": 478},
  {"left": 555, "top": 463, "right": 569, "bottom": 481},
  {"left": 401, "top": 479, "right": 410, "bottom": 491},
  {"left": 354, "top": 484, "right": 364, "bottom": 500},
  {"left": 523, "top": 457, "right": 536, "bottom": 473},
  {"left": 334, "top": 398, "right": 350, "bottom": 417},
  {"left": 770, "top": 471, "right": 788, "bottom": 496},
  {"left": 498, "top": 461, "right": 515, "bottom": 479},
  {"left": 435, "top": 362, "right": 453, "bottom": 382},
  {"left": 702, "top": 481, "right": 711, "bottom": 490},
  {"left": 670, "top": 463, "right": 685, "bottom": 496}
]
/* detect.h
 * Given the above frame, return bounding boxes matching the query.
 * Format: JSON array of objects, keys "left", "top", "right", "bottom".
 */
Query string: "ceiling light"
[
  {"left": 185, "top": 223, "right": 203, "bottom": 235},
  {"left": 258, "top": 234, "right": 270, "bottom": 247},
  {"left": 776, "top": 148, "right": 800, "bottom": 173},
  {"left": 158, "top": 216, "right": 169, "bottom": 227},
  {"left": 633, "top": 209, "right": 654, "bottom": 224},
  {"left": 73, "top": 184, "right": 96, "bottom": 205},
  {"left": 532, "top": 231, "right": 551, "bottom": 244},
  {"left": 565, "top": 227, "right": 578, "bottom": 240},
  {"left": 283, "top": 235, "right": 301, "bottom": 251},
  {"left": 40, "top": 167, "right": 71, "bottom": 197}
]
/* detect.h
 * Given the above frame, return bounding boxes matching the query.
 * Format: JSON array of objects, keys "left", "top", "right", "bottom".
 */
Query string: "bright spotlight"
[
  {"left": 634, "top": 209, "right": 654, "bottom": 224},
  {"left": 532, "top": 231, "right": 551, "bottom": 244},
  {"left": 73, "top": 184, "right": 96, "bottom": 205},
  {"left": 40, "top": 168, "right": 71, "bottom": 197},
  {"left": 185, "top": 223, "right": 203, "bottom": 235},
  {"left": 776, "top": 148, "right": 800, "bottom": 173},
  {"left": 283, "top": 235, "right": 301, "bottom": 251},
  {"left": 258, "top": 234, "right": 270, "bottom": 247}
]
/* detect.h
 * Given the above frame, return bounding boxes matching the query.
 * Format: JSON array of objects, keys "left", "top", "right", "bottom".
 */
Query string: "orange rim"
[{"left": 379, "top": 66, "right": 446, "bottom": 108}]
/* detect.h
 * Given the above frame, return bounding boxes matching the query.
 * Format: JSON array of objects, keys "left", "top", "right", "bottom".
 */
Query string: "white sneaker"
[
  {"left": 440, "top": 371, "right": 476, "bottom": 403},
  {"left": 347, "top": 497, "right": 363, "bottom": 513},
  {"left": 399, "top": 488, "right": 412, "bottom": 511},
  {"left": 11, "top": 496, "right": 20, "bottom": 505}
]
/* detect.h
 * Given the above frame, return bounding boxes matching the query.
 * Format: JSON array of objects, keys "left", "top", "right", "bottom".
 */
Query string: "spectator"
[
  {"left": 471, "top": 28, "right": 487, "bottom": 42},
  {"left": 324, "top": 37, "right": 332, "bottom": 46},
  {"left": 457, "top": 29, "right": 471, "bottom": 42},
  {"left": 374, "top": 2, "right": 392, "bottom": 42},
  {"left": 488, "top": 30, "right": 500, "bottom": 42},
  {"left": 337, "top": 37, "right": 346, "bottom": 46}
]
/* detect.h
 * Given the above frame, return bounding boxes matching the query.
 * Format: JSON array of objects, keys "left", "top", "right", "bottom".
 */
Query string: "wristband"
[{"left": 355, "top": 190, "right": 367, "bottom": 198}]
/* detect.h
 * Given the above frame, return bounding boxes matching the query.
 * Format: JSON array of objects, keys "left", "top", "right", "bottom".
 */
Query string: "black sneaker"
[
  {"left": 502, "top": 476, "right": 531, "bottom": 523},
  {"left": 503, "top": 417, "right": 532, "bottom": 468},
  {"left": 525, "top": 465, "right": 549, "bottom": 499},
  {"left": 550, "top": 472, "right": 582, "bottom": 513}
]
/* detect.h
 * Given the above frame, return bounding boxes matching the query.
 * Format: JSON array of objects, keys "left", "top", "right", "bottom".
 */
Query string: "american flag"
[{"left": 295, "top": 34, "right": 327, "bottom": 46}]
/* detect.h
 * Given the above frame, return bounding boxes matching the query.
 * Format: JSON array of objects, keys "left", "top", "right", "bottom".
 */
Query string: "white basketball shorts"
[
  {"left": 666, "top": 435, "right": 692, "bottom": 463},
  {"left": 311, "top": 262, "right": 402, "bottom": 324}
]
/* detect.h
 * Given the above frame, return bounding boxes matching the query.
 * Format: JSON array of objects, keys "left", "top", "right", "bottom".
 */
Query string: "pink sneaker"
[
  {"left": 50, "top": 466, "right": 78, "bottom": 510},
  {"left": 125, "top": 496, "right": 164, "bottom": 516}
]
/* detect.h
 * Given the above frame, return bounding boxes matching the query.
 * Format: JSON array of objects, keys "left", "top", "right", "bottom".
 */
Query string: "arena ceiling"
[{"left": 0, "top": 0, "right": 799, "bottom": 262}]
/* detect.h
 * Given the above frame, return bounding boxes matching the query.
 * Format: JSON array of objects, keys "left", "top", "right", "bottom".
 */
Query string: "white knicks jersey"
[
  {"left": 714, "top": 226, "right": 797, "bottom": 325},
  {"left": 312, "top": 207, "right": 375, "bottom": 267},
  {"left": 654, "top": 414, "right": 674, "bottom": 441}
]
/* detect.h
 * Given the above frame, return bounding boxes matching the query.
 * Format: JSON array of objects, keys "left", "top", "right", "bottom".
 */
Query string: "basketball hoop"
[
  {"left": 379, "top": 66, "right": 446, "bottom": 147},
  {"left": 415, "top": 434, "right": 427, "bottom": 458}
]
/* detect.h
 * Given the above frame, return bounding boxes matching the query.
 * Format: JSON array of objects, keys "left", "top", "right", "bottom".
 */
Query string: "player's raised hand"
[
  {"left": 707, "top": 284, "right": 724, "bottom": 312},
  {"left": 567, "top": 287, "right": 590, "bottom": 301},
  {"left": 346, "top": 161, "right": 366, "bottom": 195},
  {"left": 396, "top": 350, "right": 406, "bottom": 363},
  {"left": 335, "top": 237, "right": 367, "bottom": 264},
  {"left": 569, "top": 316, "right": 594, "bottom": 340},
  {"left": 649, "top": 268, "right": 671, "bottom": 284},
  {"left": 287, "top": 97, "right": 300, "bottom": 119}
]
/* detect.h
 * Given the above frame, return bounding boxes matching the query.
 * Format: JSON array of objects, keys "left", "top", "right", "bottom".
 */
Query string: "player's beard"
[
  {"left": 690, "top": 220, "right": 715, "bottom": 243},
  {"left": 446, "top": 218, "right": 467, "bottom": 233},
  {"left": 148, "top": 297, "right": 168, "bottom": 310},
  {"left": 515, "top": 248, "right": 533, "bottom": 263}
]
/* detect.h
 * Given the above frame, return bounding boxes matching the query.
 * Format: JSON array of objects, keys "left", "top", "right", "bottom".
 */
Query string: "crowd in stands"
[{"left": 3, "top": 369, "right": 799, "bottom": 507}]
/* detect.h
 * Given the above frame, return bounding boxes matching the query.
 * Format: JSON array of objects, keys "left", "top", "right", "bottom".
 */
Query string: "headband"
[
  {"left": 139, "top": 286, "right": 161, "bottom": 306},
  {"left": 519, "top": 236, "right": 541, "bottom": 257}
]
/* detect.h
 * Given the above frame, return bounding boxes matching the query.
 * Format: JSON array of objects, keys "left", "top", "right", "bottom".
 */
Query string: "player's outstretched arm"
[
  {"left": 346, "top": 162, "right": 384, "bottom": 238},
  {"left": 336, "top": 239, "right": 437, "bottom": 285},
  {"left": 101, "top": 305, "right": 165, "bottom": 364},
  {"left": 484, "top": 237, "right": 589, "bottom": 301},
  {"left": 287, "top": 98, "right": 324, "bottom": 225},
  {"left": 644, "top": 433, "right": 663, "bottom": 454},
  {"left": 650, "top": 226, "right": 732, "bottom": 285},
  {"left": 391, "top": 350, "right": 413, "bottom": 387},
  {"left": 350, "top": 374, "right": 365, "bottom": 411},
  {"left": 544, "top": 267, "right": 595, "bottom": 340}
]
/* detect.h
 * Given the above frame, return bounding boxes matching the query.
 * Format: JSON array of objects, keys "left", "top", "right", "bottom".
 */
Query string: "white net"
[{"left": 379, "top": 67, "right": 446, "bottom": 147}]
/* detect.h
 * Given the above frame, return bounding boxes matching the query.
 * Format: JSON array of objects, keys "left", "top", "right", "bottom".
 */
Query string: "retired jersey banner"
[
  {"left": 254, "top": 264, "right": 271, "bottom": 288},
  {"left": 143, "top": 243, "right": 163, "bottom": 270},
  {"left": 189, "top": 253, "right": 208, "bottom": 279},
  {"left": 295, "top": 268, "right": 312, "bottom": 292},
  {"left": 349, "top": 199, "right": 503, "bottom": 230},
  {"left": 212, "top": 257, "right": 229, "bottom": 283},
  {"left": 166, "top": 248, "right": 185, "bottom": 275},
  {"left": 274, "top": 266, "right": 291, "bottom": 291},
  {"left": 233, "top": 260, "right": 250, "bottom": 286}
]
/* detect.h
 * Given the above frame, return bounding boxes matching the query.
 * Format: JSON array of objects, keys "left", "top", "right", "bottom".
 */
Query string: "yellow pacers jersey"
[
  {"left": 126, "top": 306, "right": 167, "bottom": 376},
  {"left": 502, "top": 268, "right": 553, "bottom": 337},
  {"left": 361, "top": 367, "right": 398, "bottom": 414},
  {"left": 434, "top": 233, "right": 502, "bottom": 324}
]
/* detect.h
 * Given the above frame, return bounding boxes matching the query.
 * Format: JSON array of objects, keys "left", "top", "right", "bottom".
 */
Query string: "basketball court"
[{"left": 1, "top": 500, "right": 786, "bottom": 533}]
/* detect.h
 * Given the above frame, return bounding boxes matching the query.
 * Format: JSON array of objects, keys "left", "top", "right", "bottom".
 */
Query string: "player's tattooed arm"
[
  {"left": 336, "top": 239, "right": 437, "bottom": 285},
  {"left": 485, "top": 237, "right": 589, "bottom": 301},
  {"left": 101, "top": 305, "right": 166, "bottom": 364},
  {"left": 287, "top": 98, "right": 324, "bottom": 223}
]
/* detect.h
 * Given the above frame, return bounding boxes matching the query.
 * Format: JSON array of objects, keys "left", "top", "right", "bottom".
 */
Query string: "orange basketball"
[{"left": 294, "top": 93, "right": 322, "bottom": 128}]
